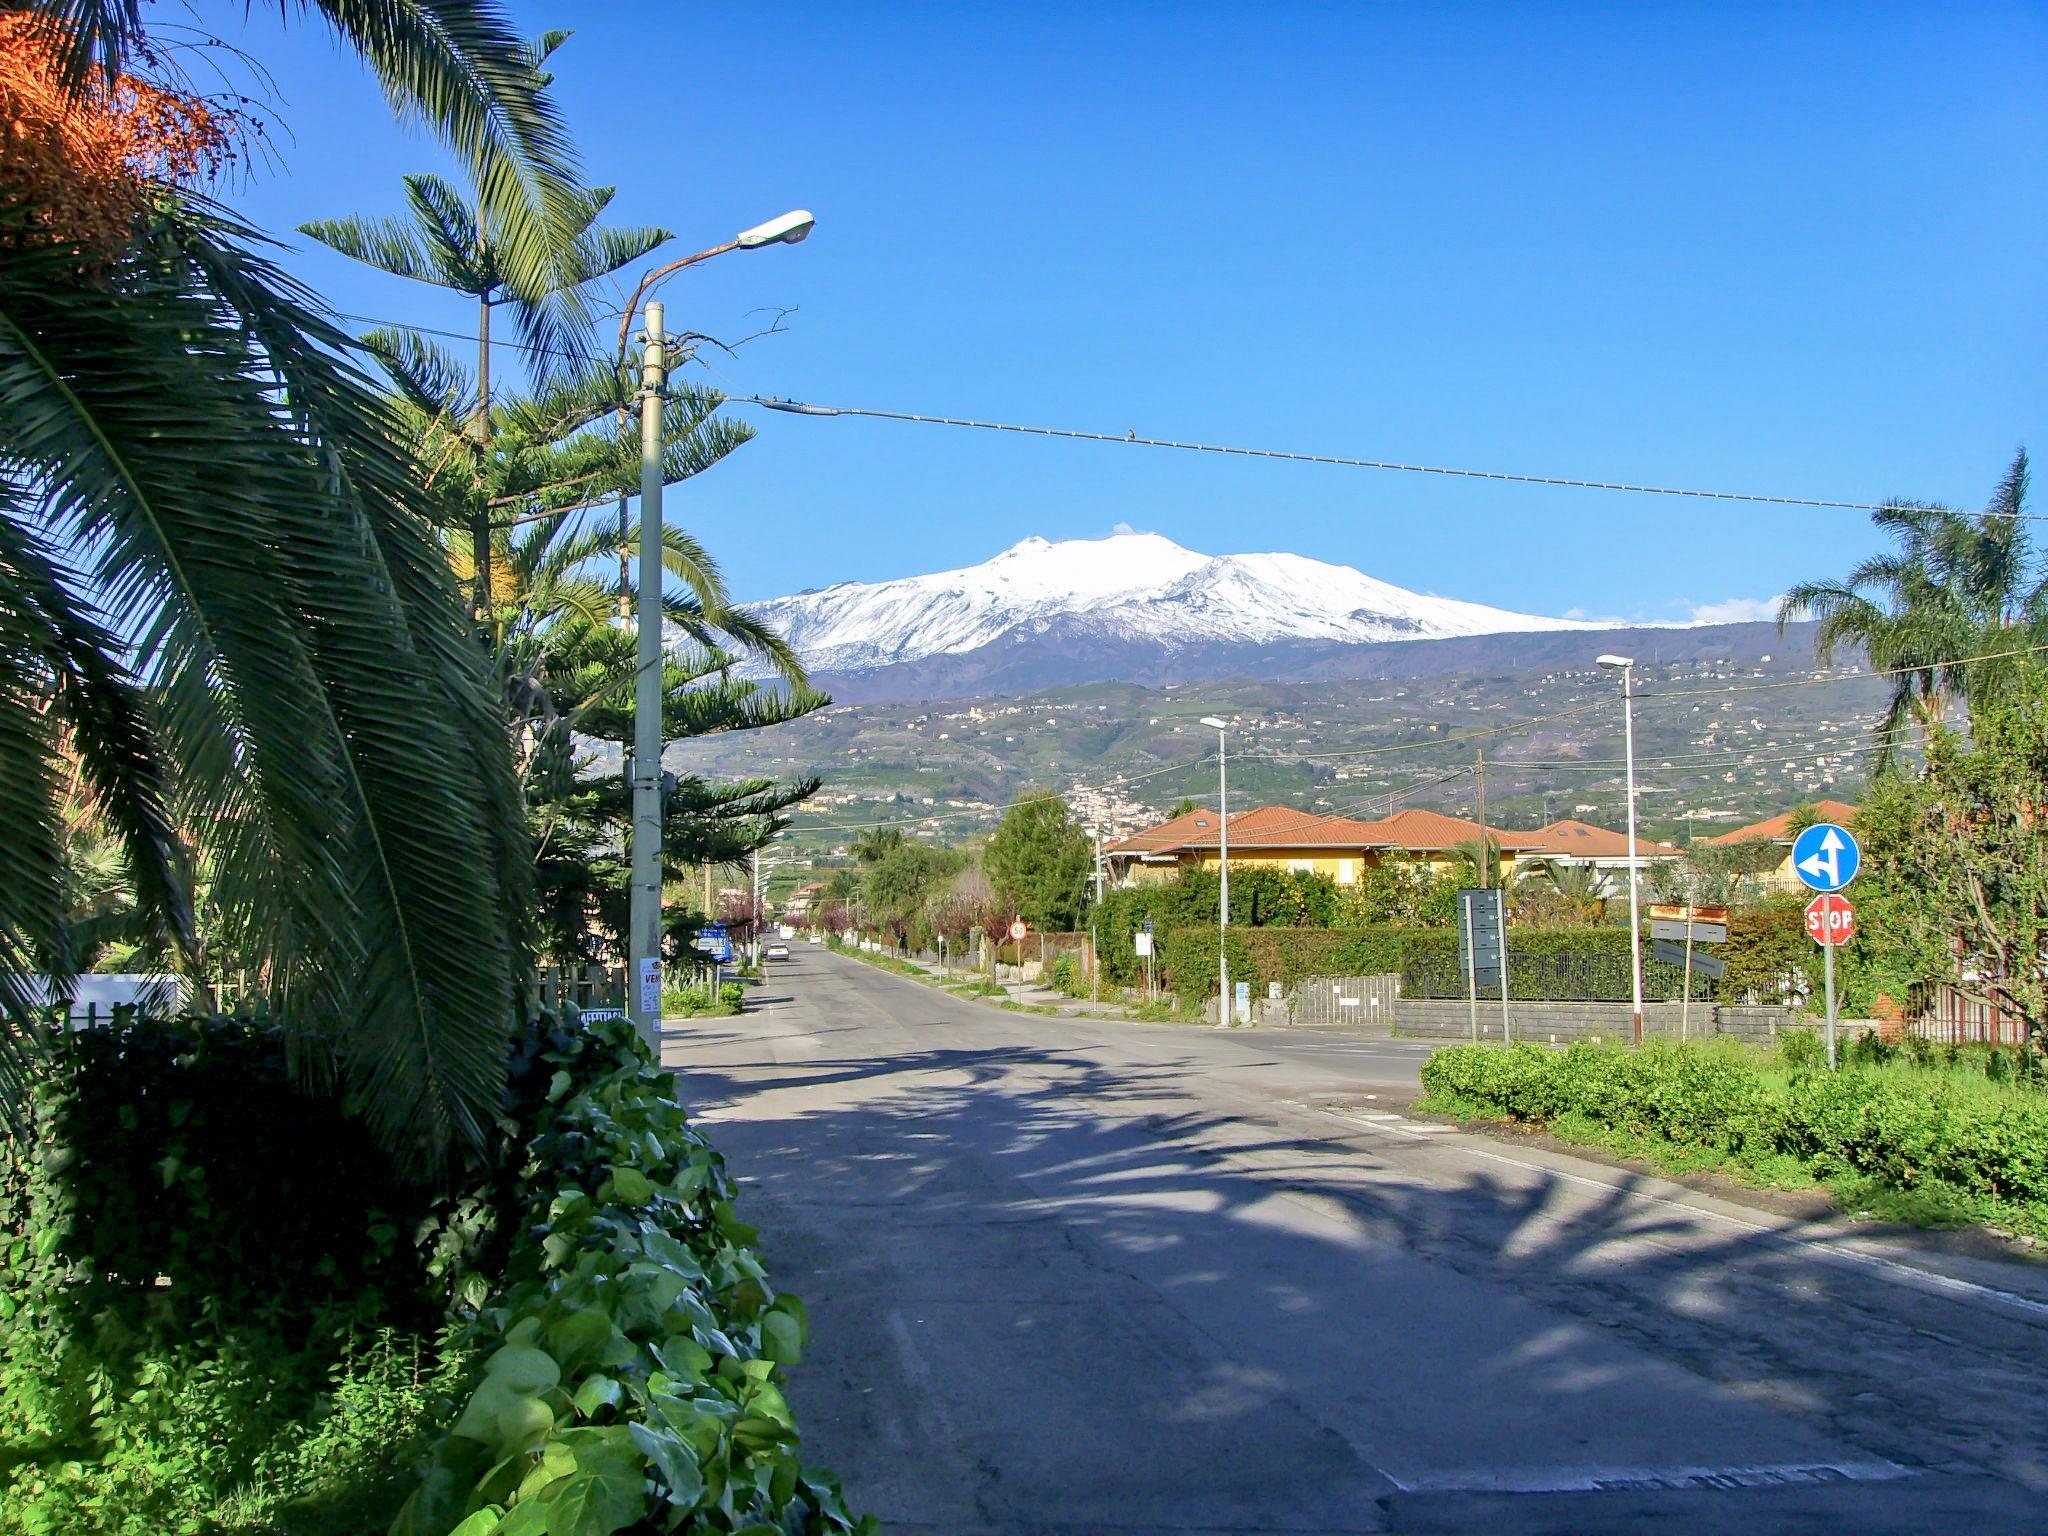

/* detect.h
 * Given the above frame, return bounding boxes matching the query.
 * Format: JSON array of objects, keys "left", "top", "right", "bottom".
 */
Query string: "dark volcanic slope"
[{"left": 810, "top": 620, "right": 1817, "bottom": 704}]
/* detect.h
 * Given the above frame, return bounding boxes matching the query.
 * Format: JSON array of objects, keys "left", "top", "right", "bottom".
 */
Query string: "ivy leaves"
[{"left": 393, "top": 1017, "right": 872, "bottom": 1536}]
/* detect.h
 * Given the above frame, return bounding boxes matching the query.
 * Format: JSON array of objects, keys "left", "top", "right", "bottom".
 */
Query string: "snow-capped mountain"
[{"left": 746, "top": 532, "right": 1594, "bottom": 679}]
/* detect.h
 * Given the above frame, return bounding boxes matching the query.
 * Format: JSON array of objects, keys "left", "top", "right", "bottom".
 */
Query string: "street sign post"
[
  {"left": 1456, "top": 888, "right": 1512, "bottom": 1042},
  {"left": 1650, "top": 919, "right": 1728, "bottom": 944},
  {"left": 1804, "top": 893, "right": 1856, "bottom": 1070},
  {"left": 1792, "top": 823, "right": 1861, "bottom": 893},
  {"left": 1653, "top": 938, "right": 1726, "bottom": 978},
  {"left": 1803, "top": 894, "right": 1855, "bottom": 946},
  {"left": 1008, "top": 919, "right": 1028, "bottom": 942},
  {"left": 1647, "top": 902, "right": 1729, "bottom": 1038}
]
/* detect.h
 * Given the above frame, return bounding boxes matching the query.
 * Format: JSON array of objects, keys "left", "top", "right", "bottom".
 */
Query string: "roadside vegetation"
[
  {"left": 1420, "top": 1034, "right": 2048, "bottom": 1239},
  {"left": 1, "top": 5, "right": 845, "bottom": 1532}
]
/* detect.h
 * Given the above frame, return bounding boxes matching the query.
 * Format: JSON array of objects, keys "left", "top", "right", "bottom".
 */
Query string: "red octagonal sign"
[{"left": 1804, "top": 893, "right": 1856, "bottom": 947}]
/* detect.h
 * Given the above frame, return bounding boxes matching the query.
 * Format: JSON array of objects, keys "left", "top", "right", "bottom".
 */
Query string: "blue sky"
[{"left": 232, "top": 2, "right": 2044, "bottom": 616}]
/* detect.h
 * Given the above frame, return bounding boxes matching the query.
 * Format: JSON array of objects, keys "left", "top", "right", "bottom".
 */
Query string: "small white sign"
[
  {"left": 637, "top": 958, "right": 661, "bottom": 1018},
  {"left": 1134, "top": 931, "right": 1154, "bottom": 957}
]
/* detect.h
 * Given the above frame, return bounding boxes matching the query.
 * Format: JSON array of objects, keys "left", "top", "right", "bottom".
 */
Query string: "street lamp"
[
  {"left": 623, "top": 214, "right": 813, "bottom": 1052},
  {"left": 1200, "top": 716, "right": 1232, "bottom": 1026},
  {"left": 1598, "top": 655, "right": 1644, "bottom": 1045}
]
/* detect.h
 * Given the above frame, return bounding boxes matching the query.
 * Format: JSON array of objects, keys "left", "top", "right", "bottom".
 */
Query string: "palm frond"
[
  {"left": 299, "top": 212, "right": 443, "bottom": 286},
  {"left": 401, "top": 171, "right": 493, "bottom": 293},
  {"left": 3, "top": 205, "right": 530, "bottom": 1169},
  {"left": 311, "top": 0, "right": 589, "bottom": 356}
]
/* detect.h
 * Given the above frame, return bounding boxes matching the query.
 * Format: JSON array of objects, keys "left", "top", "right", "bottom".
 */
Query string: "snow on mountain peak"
[{"left": 741, "top": 534, "right": 1594, "bottom": 676}]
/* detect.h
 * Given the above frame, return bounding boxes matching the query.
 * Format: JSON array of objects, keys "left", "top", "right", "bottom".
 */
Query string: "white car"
[
  {"left": 766, "top": 943, "right": 791, "bottom": 960},
  {"left": 807, "top": 933, "right": 824, "bottom": 945}
]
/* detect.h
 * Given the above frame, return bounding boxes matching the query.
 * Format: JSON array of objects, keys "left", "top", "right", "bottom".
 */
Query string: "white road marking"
[{"left": 1386, "top": 1458, "right": 1909, "bottom": 1494}]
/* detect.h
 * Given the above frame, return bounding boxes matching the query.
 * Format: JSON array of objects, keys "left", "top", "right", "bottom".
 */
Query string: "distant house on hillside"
[
  {"left": 1103, "top": 805, "right": 1678, "bottom": 888},
  {"left": 1700, "top": 798, "right": 1859, "bottom": 893},
  {"left": 782, "top": 880, "right": 829, "bottom": 921}
]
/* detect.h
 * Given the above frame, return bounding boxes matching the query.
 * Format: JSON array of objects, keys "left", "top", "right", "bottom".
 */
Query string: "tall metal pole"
[
  {"left": 628, "top": 301, "right": 667, "bottom": 1051},
  {"left": 1620, "top": 663, "right": 1645, "bottom": 1046},
  {"left": 1824, "top": 940, "right": 1838, "bottom": 1071},
  {"left": 1217, "top": 728, "right": 1231, "bottom": 1027}
]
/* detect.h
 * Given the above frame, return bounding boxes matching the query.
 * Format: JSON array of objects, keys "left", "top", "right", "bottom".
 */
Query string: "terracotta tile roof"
[
  {"left": 1109, "top": 804, "right": 1678, "bottom": 861},
  {"left": 1173, "top": 806, "right": 1356, "bottom": 849},
  {"left": 1513, "top": 819, "right": 1679, "bottom": 859},
  {"left": 1105, "top": 808, "right": 1220, "bottom": 855},
  {"left": 1345, "top": 808, "right": 1493, "bottom": 851},
  {"left": 1702, "top": 800, "right": 1859, "bottom": 846}
]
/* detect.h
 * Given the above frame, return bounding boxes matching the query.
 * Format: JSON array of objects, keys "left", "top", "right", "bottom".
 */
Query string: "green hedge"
[
  {"left": 1158, "top": 924, "right": 1689, "bottom": 999},
  {"left": 1, "top": 1016, "right": 483, "bottom": 1535},
  {"left": 393, "top": 1015, "right": 870, "bottom": 1536},
  {"left": 1, "top": 1013, "right": 868, "bottom": 1536},
  {"left": 1419, "top": 1040, "right": 2048, "bottom": 1235}
]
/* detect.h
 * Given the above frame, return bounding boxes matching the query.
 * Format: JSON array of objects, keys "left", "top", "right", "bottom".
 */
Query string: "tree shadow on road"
[{"left": 664, "top": 1027, "right": 2048, "bottom": 1532}]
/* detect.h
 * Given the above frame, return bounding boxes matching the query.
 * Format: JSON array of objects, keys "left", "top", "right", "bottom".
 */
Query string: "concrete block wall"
[{"left": 1390, "top": 998, "right": 1876, "bottom": 1046}]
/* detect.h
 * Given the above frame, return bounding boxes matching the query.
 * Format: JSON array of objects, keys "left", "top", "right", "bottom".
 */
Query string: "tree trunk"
[{"left": 472, "top": 297, "right": 494, "bottom": 631}]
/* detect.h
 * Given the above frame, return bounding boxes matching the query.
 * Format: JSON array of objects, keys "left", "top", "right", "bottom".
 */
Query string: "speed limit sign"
[
  {"left": 1009, "top": 919, "right": 1028, "bottom": 941},
  {"left": 1804, "top": 894, "right": 1855, "bottom": 947}
]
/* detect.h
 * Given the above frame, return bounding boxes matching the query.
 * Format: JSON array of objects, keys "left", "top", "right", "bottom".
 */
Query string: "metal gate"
[{"left": 1290, "top": 974, "right": 1400, "bottom": 1027}]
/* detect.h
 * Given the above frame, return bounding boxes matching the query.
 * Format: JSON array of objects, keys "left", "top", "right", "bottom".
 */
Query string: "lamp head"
[
  {"left": 736, "top": 209, "right": 815, "bottom": 248},
  {"left": 1199, "top": 716, "right": 1229, "bottom": 730},
  {"left": 1596, "top": 654, "right": 1634, "bottom": 670}
]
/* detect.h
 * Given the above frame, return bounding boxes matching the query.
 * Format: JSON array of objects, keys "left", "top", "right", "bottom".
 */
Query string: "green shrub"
[
  {"left": 1419, "top": 1040, "right": 2048, "bottom": 1235},
  {"left": 390, "top": 1015, "right": 871, "bottom": 1536},
  {"left": 0, "top": 1016, "right": 492, "bottom": 1536}
]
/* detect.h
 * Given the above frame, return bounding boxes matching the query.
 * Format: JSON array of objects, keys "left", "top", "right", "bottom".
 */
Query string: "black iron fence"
[{"left": 1403, "top": 950, "right": 1714, "bottom": 1002}]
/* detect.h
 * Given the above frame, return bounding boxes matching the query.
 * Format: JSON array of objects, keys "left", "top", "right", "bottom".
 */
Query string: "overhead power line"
[
  {"left": 323, "top": 308, "right": 2020, "bottom": 521},
  {"left": 737, "top": 397, "right": 2038, "bottom": 521}
]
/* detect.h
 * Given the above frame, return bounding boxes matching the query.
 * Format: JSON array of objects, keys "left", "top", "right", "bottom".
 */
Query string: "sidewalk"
[{"left": 844, "top": 946, "right": 1155, "bottom": 1019}]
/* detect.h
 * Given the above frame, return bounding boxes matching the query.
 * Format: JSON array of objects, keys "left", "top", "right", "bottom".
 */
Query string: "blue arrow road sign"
[{"left": 1791, "top": 822, "right": 1860, "bottom": 892}]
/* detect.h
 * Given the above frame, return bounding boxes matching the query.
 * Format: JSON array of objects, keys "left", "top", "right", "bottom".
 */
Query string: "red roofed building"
[
  {"left": 1103, "top": 804, "right": 1677, "bottom": 888},
  {"left": 1701, "top": 800, "right": 1859, "bottom": 892}
]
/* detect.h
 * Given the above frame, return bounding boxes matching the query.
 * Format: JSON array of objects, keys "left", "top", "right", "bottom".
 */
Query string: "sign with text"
[
  {"left": 1804, "top": 893, "right": 1856, "bottom": 947},
  {"left": 1009, "top": 919, "right": 1028, "bottom": 941},
  {"left": 1457, "top": 887, "right": 1505, "bottom": 989},
  {"left": 637, "top": 958, "right": 661, "bottom": 1018}
]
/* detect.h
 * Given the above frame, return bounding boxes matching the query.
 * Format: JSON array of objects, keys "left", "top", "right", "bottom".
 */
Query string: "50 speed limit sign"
[{"left": 1804, "top": 893, "right": 1856, "bottom": 947}]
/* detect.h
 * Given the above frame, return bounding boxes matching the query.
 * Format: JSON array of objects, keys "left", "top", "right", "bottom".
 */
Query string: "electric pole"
[{"left": 627, "top": 302, "right": 667, "bottom": 1050}]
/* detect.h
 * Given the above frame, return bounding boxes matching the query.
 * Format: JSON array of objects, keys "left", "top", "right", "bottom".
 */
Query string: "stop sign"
[{"left": 1804, "top": 893, "right": 1856, "bottom": 947}]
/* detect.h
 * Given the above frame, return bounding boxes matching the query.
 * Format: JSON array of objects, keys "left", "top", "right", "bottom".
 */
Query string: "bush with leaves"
[
  {"left": 391, "top": 1014, "right": 870, "bottom": 1536},
  {"left": 1420, "top": 1038, "right": 2048, "bottom": 1235}
]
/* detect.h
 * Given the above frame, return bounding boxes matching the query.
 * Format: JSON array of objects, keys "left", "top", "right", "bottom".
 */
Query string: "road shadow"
[{"left": 664, "top": 1019, "right": 2048, "bottom": 1534}]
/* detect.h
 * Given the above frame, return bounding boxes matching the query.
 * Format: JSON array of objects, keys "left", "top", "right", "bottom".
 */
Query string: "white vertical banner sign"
[{"left": 638, "top": 958, "right": 662, "bottom": 1023}]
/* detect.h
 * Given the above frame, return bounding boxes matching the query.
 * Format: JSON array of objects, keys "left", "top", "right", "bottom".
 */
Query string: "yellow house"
[
  {"left": 1104, "top": 805, "right": 1676, "bottom": 888},
  {"left": 1701, "top": 799, "right": 1858, "bottom": 893}
]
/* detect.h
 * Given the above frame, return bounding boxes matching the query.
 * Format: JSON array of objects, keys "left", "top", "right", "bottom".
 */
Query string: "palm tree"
[
  {"left": 1445, "top": 836, "right": 1504, "bottom": 890},
  {"left": 1, "top": 4, "right": 585, "bottom": 1169},
  {"left": 302, "top": 39, "right": 669, "bottom": 622},
  {"left": 1779, "top": 451, "right": 2044, "bottom": 773}
]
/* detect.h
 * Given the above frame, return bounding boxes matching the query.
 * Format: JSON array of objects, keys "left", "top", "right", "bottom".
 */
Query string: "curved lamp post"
[{"left": 623, "top": 212, "right": 813, "bottom": 1050}]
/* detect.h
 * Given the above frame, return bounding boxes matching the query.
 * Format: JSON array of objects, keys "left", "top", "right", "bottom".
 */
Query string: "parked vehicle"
[{"left": 766, "top": 943, "right": 791, "bottom": 960}]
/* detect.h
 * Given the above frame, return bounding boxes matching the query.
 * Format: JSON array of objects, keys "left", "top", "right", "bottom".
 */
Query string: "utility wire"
[
  {"left": 322, "top": 307, "right": 2018, "bottom": 521},
  {"left": 737, "top": 397, "right": 2039, "bottom": 522}
]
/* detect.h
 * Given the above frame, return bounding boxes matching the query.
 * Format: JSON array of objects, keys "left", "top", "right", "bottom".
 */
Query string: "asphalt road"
[{"left": 661, "top": 947, "right": 2048, "bottom": 1535}]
